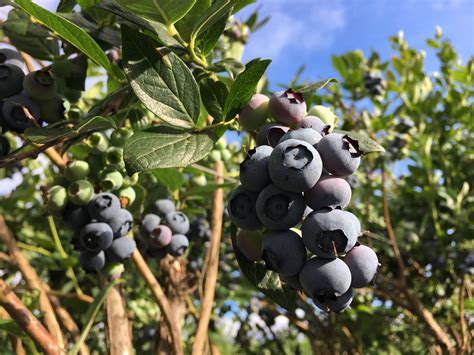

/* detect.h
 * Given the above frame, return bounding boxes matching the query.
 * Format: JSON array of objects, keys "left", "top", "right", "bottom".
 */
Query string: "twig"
[
  {"left": 0, "top": 215, "right": 66, "bottom": 350},
  {"left": 192, "top": 160, "right": 225, "bottom": 355},
  {"left": 0, "top": 278, "right": 61, "bottom": 355},
  {"left": 131, "top": 250, "right": 183, "bottom": 355},
  {"left": 459, "top": 276, "right": 468, "bottom": 355},
  {"left": 46, "top": 289, "right": 93, "bottom": 304},
  {"left": 191, "top": 163, "right": 238, "bottom": 183}
]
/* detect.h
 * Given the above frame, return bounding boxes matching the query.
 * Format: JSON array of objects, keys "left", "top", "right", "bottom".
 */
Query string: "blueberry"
[
  {"left": 46, "top": 185, "right": 68, "bottom": 212},
  {"left": 256, "top": 123, "right": 289, "bottom": 147},
  {"left": 306, "top": 105, "right": 338, "bottom": 128},
  {"left": 105, "top": 237, "right": 136, "bottom": 262},
  {"left": 0, "top": 49, "right": 24, "bottom": 69},
  {"left": 67, "top": 179, "right": 95, "bottom": 206},
  {"left": 279, "top": 128, "right": 322, "bottom": 148},
  {"left": 86, "top": 132, "right": 109, "bottom": 154},
  {"left": 65, "top": 160, "right": 90, "bottom": 182},
  {"left": 165, "top": 211, "right": 190, "bottom": 234},
  {"left": 236, "top": 229, "right": 264, "bottom": 262},
  {"left": 256, "top": 184, "right": 305, "bottom": 230},
  {"left": 304, "top": 175, "right": 352, "bottom": 211},
  {"left": 79, "top": 250, "right": 105, "bottom": 273},
  {"left": 104, "top": 147, "right": 124, "bottom": 167},
  {"left": 110, "top": 127, "right": 133, "bottom": 147},
  {"left": 23, "top": 70, "right": 57, "bottom": 101},
  {"left": 100, "top": 171, "right": 124, "bottom": 191},
  {"left": 167, "top": 234, "right": 189, "bottom": 257},
  {"left": 154, "top": 199, "right": 176, "bottom": 217},
  {"left": 79, "top": 222, "right": 114, "bottom": 253},
  {"left": 147, "top": 245, "right": 168, "bottom": 259},
  {"left": 261, "top": 230, "right": 307, "bottom": 277},
  {"left": 2, "top": 94, "right": 40, "bottom": 133},
  {"left": 118, "top": 186, "right": 136, "bottom": 206},
  {"left": 269, "top": 89, "right": 306, "bottom": 125},
  {"left": 314, "top": 288, "right": 354, "bottom": 313},
  {"left": 149, "top": 225, "right": 173, "bottom": 248},
  {"left": 87, "top": 192, "right": 121, "bottom": 222},
  {"left": 299, "top": 257, "right": 352, "bottom": 299},
  {"left": 0, "top": 64, "right": 24, "bottom": 99},
  {"left": 298, "top": 116, "right": 331, "bottom": 136},
  {"left": 108, "top": 209, "right": 133, "bottom": 238},
  {"left": 62, "top": 204, "right": 90, "bottom": 230},
  {"left": 189, "top": 218, "right": 211, "bottom": 240},
  {"left": 302, "top": 209, "right": 360, "bottom": 258},
  {"left": 0, "top": 135, "right": 10, "bottom": 157},
  {"left": 239, "top": 145, "right": 273, "bottom": 192},
  {"left": 343, "top": 245, "right": 379, "bottom": 288},
  {"left": 239, "top": 94, "right": 269, "bottom": 131},
  {"left": 141, "top": 214, "right": 161, "bottom": 234},
  {"left": 317, "top": 133, "right": 361, "bottom": 177},
  {"left": 38, "top": 95, "right": 65, "bottom": 124},
  {"left": 227, "top": 186, "right": 262, "bottom": 230},
  {"left": 280, "top": 274, "right": 303, "bottom": 291},
  {"left": 269, "top": 139, "right": 322, "bottom": 192}
]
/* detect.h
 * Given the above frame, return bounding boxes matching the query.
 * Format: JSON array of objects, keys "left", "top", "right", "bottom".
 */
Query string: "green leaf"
[
  {"left": 15, "top": 0, "right": 112, "bottom": 73},
  {"left": 298, "top": 78, "right": 337, "bottom": 100},
  {"left": 3, "top": 9, "right": 60, "bottom": 61},
  {"left": 191, "top": 0, "right": 235, "bottom": 44},
  {"left": 223, "top": 59, "right": 271, "bottom": 119},
  {"left": 122, "top": 26, "right": 201, "bottom": 128},
  {"left": 333, "top": 129, "right": 386, "bottom": 155},
  {"left": 233, "top": 0, "right": 256, "bottom": 13},
  {"left": 198, "top": 14, "right": 229, "bottom": 56},
  {"left": 98, "top": 0, "right": 180, "bottom": 47},
  {"left": 0, "top": 319, "right": 24, "bottom": 337},
  {"left": 175, "top": 0, "right": 211, "bottom": 41},
  {"left": 153, "top": 168, "right": 186, "bottom": 190},
  {"left": 426, "top": 39, "right": 440, "bottom": 48},
  {"left": 230, "top": 226, "right": 297, "bottom": 312},
  {"left": 69, "top": 279, "right": 123, "bottom": 355},
  {"left": 115, "top": 0, "right": 196, "bottom": 25},
  {"left": 57, "top": 0, "right": 77, "bottom": 12},
  {"left": 200, "top": 78, "right": 228, "bottom": 121},
  {"left": 123, "top": 126, "right": 215, "bottom": 173},
  {"left": 332, "top": 56, "right": 347, "bottom": 78}
]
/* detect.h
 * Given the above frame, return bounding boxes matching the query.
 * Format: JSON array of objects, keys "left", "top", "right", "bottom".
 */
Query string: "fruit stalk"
[{"left": 192, "top": 160, "right": 225, "bottom": 355}]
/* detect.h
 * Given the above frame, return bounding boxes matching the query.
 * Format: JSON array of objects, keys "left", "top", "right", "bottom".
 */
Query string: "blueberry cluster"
[
  {"left": 230, "top": 89, "right": 380, "bottom": 313},
  {"left": 141, "top": 199, "right": 191, "bottom": 258},
  {"left": 0, "top": 48, "right": 66, "bottom": 157},
  {"left": 363, "top": 71, "right": 386, "bottom": 96}
]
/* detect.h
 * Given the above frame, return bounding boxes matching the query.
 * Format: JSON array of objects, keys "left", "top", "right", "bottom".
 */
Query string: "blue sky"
[{"left": 236, "top": 0, "right": 473, "bottom": 88}]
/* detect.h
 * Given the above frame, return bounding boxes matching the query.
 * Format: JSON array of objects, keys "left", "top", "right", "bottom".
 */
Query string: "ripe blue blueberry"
[
  {"left": 261, "top": 230, "right": 307, "bottom": 277},
  {"left": 87, "top": 192, "right": 121, "bottom": 222},
  {"left": 108, "top": 208, "right": 133, "bottom": 238},
  {"left": 269, "top": 139, "right": 323, "bottom": 192},
  {"left": 2, "top": 94, "right": 40, "bottom": 133},
  {"left": 304, "top": 175, "right": 352, "bottom": 211},
  {"left": 0, "top": 49, "right": 24, "bottom": 69},
  {"left": 165, "top": 211, "right": 190, "bottom": 234},
  {"left": 228, "top": 186, "right": 262, "bottom": 230},
  {"left": 239, "top": 145, "right": 273, "bottom": 192},
  {"left": 154, "top": 199, "right": 176, "bottom": 217},
  {"left": 62, "top": 204, "right": 90, "bottom": 230},
  {"left": 256, "top": 184, "right": 305, "bottom": 230},
  {"left": 299, "top": 257, "right": 352, "bottom": 299},
  {"left": 343, "top": 244, "right": 379, "bottom": 288},
  {"left": 298, "top": 116, "right": 331, "bottom": 136},
  {"left": 302, "top": 209, "right": 361, "bottom": 258},
  {"left": 23, "top": 70, "right": 57, "bottom": 101},
  {"left": 0, "top": 64, "right": 24, "bottom": 99},
  {"left": 279, "top": 128, "right": 322, "bottom": 148},
  {"left": 316, "top": 133, "right": 361, "bottom": 177},
  {"left": 105, "top": 237, "right": 136, "bottom": 262},
  {"left": 79, "top": 250, "right": 106, "bottom": 273},
  {"left": 167, "top": 234, "right": 189, "bottom": 257},
  {"left": 314, "top": 288, "right": 354, "bottom": 313},
  {"left": 141, "top": 214, "right": 161, "bottom": 234},
  {"left": 256, "top": 123, "right": 289, "bottom": 147},
  {"left": 79, "top": 222, "right": 114, "bottom": 253},
  {"left": 39, "top": 95, "right": 65, "bottom": 124},
  {"left": 269, "top": 89, "right": 307, "bottom": 125},
  {"left": 0, "top": 136, "right": 10, "bottom": 157}
]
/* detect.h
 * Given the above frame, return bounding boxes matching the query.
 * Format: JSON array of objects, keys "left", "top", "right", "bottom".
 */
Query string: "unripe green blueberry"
[
  {"left": 216, "top": 136, "right": 227, "bottom": 151},
  {"left": 110, "top": 127, "right": 133, "bottom": 147},
  {"left": 38, "top": 95, "right": 65, "bottom": 124},
  {"left": 0, "top": 64, "right": 24, "bottom": 99},
  {"left": 192, "top": 174, "right": 207, "bottom": 187},
  {"left": 0, "top": 48, "right": 24, "bottom": 69},
  {"left": 46, "top": 185, "right": 68, "bottom": 212},
  {"left": 23, "top": 70, "right": 57, "bottom": 101},
  {"left": 118, "top": 186, "right": 136, "bottom": 206},
  {"left": 65, "top": 160, "right": 90, "bottom": 182},
  {"left": 87, "top": 153, "right": 104, "bottom": 180},
  {"left": 0, "top": 135, "right": 10, "bottom": 157},
  {"left": 239, "top": 94, "right": 269, "bottom": 131},
  {"left": 221, "top": 149, "right": 232, "bottom": 161},
  {"left": 100, "top": 171, "right": 124, "bottom": 191},
  {"left": 87, "top": 132, "right": 109, "bottom": 154},
  {"left": 102, "top": 262, "right": 125, "bottom": 278},
  {"left": 105, "top": 146, "right": 124, "bottom": 166},
  {"left": 307, "top": 105, "right": 338, "bottom": 129},
  {"left": 209, "top": 150, "right": 221, "bottom": 162},
  {"left": 68, "top": 179, "right": 95, "bottom": 205}
]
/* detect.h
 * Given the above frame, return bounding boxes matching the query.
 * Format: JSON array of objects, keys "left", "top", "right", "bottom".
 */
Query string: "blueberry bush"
[{"left": 0, "top": 1, "right": 471, "bottom": 354}]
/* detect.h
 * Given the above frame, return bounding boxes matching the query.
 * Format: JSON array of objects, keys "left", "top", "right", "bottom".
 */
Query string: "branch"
[
  {"left": 458, "top": 276, "right": 469, "bottom": 354},
  {"left": 0, "top": 278, "right": 61, "bottom": 355},
  {"left": 192, "top": 160, "right": 225, "bottom": 355},
  {"left": 0, "top": 215, "right": 66, "bottom": 350},
  {"left": 131, "top": 250, "right": 183, "bottom": 355}
]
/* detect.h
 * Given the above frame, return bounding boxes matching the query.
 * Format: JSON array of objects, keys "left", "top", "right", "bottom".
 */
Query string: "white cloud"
[
  {"left": 242, "top": 0, "right": 347, "bottom": 61},
  {"left": 430, "top": 0, "right": 471, "bottom": 10}
]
